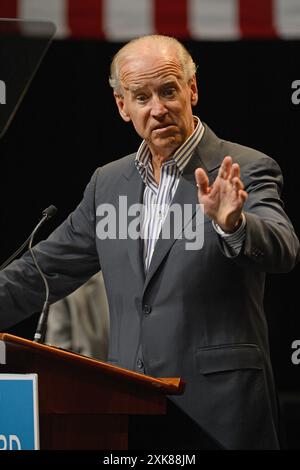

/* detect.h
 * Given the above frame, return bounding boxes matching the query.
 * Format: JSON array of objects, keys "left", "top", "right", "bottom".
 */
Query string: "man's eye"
[
  {"left": 162, "top": 88, "right": 176, "bottom": 98},
  {"left": 136, "top": 94, "right": 149, "bottom": 103}
]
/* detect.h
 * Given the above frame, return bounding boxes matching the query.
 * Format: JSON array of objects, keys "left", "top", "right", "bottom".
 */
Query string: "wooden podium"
[{"left": 0, "top": 333, "right": 184, "bottom": 450}]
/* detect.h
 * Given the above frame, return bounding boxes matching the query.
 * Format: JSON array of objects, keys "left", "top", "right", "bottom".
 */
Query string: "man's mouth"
[{"left": 152, "top": 124, "right": 175, "bottom": 132}]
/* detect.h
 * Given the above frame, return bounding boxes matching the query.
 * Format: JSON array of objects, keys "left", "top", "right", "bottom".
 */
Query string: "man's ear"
[
  {"left": 190, "top": 76, "right": 198, "bottom": 107},
  {"left": 114, "top": 92, "right": 131, "bottom": 122}
]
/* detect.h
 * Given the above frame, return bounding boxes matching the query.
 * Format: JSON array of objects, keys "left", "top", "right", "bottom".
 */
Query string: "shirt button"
[
  {"left": 137, "top": 359, "right": 144, "bottom": 369},
  {"left": 143, "top": 304, "right": 152, "bottom": 315}
]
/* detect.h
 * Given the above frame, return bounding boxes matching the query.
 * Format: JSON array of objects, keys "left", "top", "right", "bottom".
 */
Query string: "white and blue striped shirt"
[{"left": 135, "top": 117, "right": 246, "bottom": 271}]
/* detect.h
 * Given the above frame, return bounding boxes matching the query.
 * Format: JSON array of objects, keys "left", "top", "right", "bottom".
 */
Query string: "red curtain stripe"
[
  {"left": 154, "top": 0, "right": 190, "bottom": 38},
  {"left": 239, "top": 0, "right": 277, "bottom": 38},
  {"left": 0, "top": 0, "right": 18, "bottom": 18},
  {"left": 67, "top": 0, "right": 104, "bottom": 39}
]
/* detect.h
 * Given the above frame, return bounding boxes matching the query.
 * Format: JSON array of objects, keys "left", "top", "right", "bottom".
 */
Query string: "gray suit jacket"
[{"left": 0, "top": 124, "right": 299, "bottom": 449}]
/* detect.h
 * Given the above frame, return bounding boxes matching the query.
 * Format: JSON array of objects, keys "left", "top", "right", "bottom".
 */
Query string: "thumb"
[{"left": 195, "top": 168, "right": 209, "bottom": 195}]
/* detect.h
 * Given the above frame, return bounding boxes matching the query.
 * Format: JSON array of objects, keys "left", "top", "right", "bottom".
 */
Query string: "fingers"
[
  {"left": 220, "top": 158, "right": 244, "bottom": 192},
  {"left": 230, "top": 163, "right": 240, "bottom": 180},
  {"left": 218, "top": 156, "right": 232, "bottom": 179},
  {"left": 195, "top": 168, "right": 209, "bottom": 195},
  {"left": 219, "top": 157, "right": 241, "bottom": 182},
  {"left": 196, "top": 157, "right": 246, "bottom": 200},
  {"left": 232, "top": 176, "right": 244, "bottom": 192},
  {"left": 238, "top": 189, "right": 248, "bottom": 204}
]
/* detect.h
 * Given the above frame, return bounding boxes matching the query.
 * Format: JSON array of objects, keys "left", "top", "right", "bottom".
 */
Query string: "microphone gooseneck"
[
  {"left": 0, "top": 205, "right": 57, "bottom": 271},
  {"left": 30, "top": 205, "right": 57, "bottom": 343},
  {"left": 0, "top": 205, "right": 57, "bottom": 342}
]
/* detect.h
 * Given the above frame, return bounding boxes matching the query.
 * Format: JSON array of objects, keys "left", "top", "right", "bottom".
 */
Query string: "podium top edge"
[{"left": 0, "top": 333, "right": 185, "bottom": 395}]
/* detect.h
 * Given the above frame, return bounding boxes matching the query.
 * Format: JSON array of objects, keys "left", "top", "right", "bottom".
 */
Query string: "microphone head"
[{"left": 42, "top": 205, "right": 57, "bottom": 219}]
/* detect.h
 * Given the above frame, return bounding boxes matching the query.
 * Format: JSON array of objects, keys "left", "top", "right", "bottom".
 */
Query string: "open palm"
[{"left": 195, "top": 156, "right": 248, "bottom": 232}]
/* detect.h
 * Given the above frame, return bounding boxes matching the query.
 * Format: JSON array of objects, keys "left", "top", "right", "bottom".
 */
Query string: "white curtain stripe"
[
  {"left": 103, "top": 0, "right": 154, "bottom": 41},
  {"left": 189, "top": 0, "right": 240, "bottom": 39},
  {"left": 274, "top": 0, "right": 300, "bottom": 38},
  {"left": 18, "top": 0, "right": 69, "bottom": 38}
]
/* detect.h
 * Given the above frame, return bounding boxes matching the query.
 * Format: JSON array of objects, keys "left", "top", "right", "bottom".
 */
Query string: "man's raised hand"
[{"left": 195, "top": 156, "right": 248, "bottom": 233}]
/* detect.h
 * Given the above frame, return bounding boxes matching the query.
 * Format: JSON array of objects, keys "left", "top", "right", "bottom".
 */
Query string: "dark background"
[{"left": 1, "top": 39, "right": 300, "bottom": 447}]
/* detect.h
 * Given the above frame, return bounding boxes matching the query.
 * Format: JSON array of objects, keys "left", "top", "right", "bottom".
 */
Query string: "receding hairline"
[{"left": 109, "top": 35, "right": 197, "bottom": 93}]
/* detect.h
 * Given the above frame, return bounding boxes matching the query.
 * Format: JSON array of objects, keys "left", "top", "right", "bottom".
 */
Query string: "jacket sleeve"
[
  {"left": 219, "top": 155, "right": 300, "bottom": 272},
  {"left": 0, "top": 168, "right": 101, "bottom": 330}
]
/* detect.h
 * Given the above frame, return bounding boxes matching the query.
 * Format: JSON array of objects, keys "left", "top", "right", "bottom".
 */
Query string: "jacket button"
[
  {"left": 251, "top": 249, "right": 259, "bottom": 257},
  {"left": 137, "top": 359, "right": 144, "bottom": 369},
  {"left": 143, "top": 304, "right": 152, "bottom": 315}
]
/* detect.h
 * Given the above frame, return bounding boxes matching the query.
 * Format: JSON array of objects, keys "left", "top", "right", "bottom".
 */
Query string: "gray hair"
[{"left": 109, "top": 35, "right": 197, "bottom": 95}]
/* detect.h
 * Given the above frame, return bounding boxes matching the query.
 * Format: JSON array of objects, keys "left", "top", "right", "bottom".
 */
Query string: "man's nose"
[{"left": 150, "top": 95, "right": 168, "bottom": 118}]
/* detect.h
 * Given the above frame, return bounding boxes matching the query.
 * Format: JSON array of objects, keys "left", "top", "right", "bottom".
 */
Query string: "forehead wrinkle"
[{"left": 120, "top": 60, "right": 183, "bottom": 89}]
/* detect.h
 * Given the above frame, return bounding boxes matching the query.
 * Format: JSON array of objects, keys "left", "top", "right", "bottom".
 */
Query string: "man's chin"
[
  {"left": 150, "top": 136, "right": 182, "bottom": 154},
  {"left": 149, "top": 139, "right": 182, "bottom": 158}
]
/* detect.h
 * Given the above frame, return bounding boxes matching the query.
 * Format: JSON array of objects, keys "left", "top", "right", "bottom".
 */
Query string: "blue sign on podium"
[{"left": 0, "top": 374, "right": 39, "bottom": 450}]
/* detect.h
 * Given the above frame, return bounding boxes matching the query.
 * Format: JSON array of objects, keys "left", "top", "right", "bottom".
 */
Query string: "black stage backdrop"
[{"left": 1, "top": 39, "right": 300, "bottom": 446}]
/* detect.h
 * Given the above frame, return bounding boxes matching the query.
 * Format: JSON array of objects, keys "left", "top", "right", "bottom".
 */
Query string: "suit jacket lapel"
[{"left": 121, "top": 157, "right": 146, "bottom": 284}]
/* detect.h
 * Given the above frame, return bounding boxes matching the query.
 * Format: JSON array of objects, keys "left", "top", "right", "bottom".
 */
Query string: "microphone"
[
  {"left": 0, "top": 205, "right": 57, "bottom": 342},
  {"left": 28, "top": 206, "right": 57, "bottom": 343},
  {"left": 0, "top": 205, "right": 57, "bottom": 271}
]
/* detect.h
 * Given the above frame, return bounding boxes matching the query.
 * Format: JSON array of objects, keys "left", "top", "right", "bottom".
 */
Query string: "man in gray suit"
[{"left": 0, "top": 35, "right": 299, "bottom": 449}]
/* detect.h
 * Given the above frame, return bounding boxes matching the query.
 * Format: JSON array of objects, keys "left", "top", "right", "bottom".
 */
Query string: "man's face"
[{"left": 114, "top": 45, "right": 198, "bottom": 158}]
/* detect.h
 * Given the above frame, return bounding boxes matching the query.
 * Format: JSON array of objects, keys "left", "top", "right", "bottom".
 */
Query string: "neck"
[
  {"left": 152, "top": 153, "right": 171, "bottom": 167},
  {"left": 151, "top": 152, "right": 173, "bottom": 185}
]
